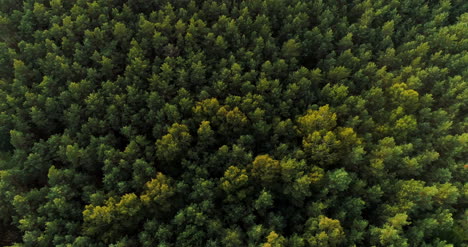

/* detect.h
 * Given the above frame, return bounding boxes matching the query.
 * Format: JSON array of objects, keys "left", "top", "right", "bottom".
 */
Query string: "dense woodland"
[{"left": 0, "top": 0, "right": 467, "bottom": 246}]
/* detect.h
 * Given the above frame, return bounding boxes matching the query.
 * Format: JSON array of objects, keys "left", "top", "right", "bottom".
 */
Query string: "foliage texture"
[{"left": 0, "top": 0, "right": 467, "bottom": 246}]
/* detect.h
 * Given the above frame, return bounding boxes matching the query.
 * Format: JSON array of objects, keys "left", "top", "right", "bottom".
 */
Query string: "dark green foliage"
[{"left": 0, "top": 0, "right": 467, "bottom": 246}]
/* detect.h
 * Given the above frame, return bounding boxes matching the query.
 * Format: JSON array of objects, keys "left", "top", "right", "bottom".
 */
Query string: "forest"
[{"left": 0, "top": 0, "right": 467, "bottom": 246}]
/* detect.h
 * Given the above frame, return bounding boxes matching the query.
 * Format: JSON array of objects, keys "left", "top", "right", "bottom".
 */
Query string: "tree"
[
  {"left": 251, "top": 154, "right": 281, "bottom": 186},
  {"left": 155, "top": 123, "right": 192, "bottom": 163},
  {"left": 304, "top": 216, "right": 345, "bottom": 247}
]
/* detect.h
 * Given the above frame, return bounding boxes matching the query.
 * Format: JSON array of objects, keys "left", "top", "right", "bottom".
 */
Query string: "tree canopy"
[{"left": 0, "top": 0, "right": 467, "bottom": 246}]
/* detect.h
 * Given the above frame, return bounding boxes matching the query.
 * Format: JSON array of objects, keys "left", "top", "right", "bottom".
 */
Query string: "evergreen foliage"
[{"left": 0, "top": 0, "right": 467, "bottom": 246}]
